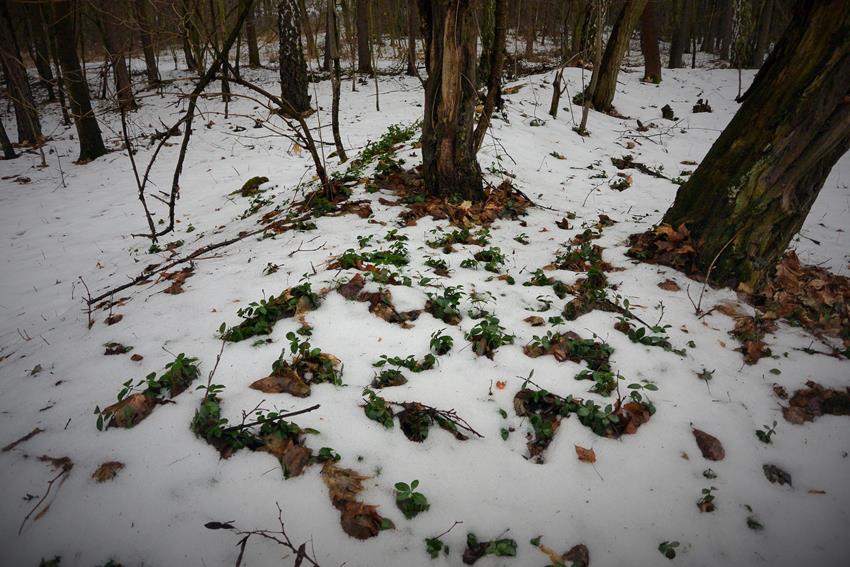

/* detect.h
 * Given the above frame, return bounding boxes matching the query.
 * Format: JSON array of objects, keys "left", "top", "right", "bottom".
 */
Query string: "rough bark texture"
[
  {"left": 133, "top": 0, "right": 160, "bottom": 84},
  {"left": 640, "top": 0, "right": 661, "bottom": 83},
  {"left": 718, "top": 0, "right": 733, "bottom": 60},
  {"left": 419, "top": 0, "right": 483, "bottom": 200},
  {"left": 472, "top": 0, "right": 506, "bottom": 152},
  {"left": 0, "top": 115, "right": 17, "bottom": 158},
  {"left": 50, "top": 0, "right": 107, "bottom": 161},
  {"left": 25, "top": 3, "right": 56, "bottom": 100},
  {"left": 590, "top": 0, "right": 647, "bottom": 112},
  {"left": 245, "top": 0, "right": 261, "bottom": 67},
  {"left": 356, "top": 0, "right": 372, "bottom": 73},
  {"left": 278, "top": 0, "right": 311, "bottom": 113},
  {"left": 0, "top": 2, "right": 42, "bottom": 144},
  {"left": 669, "top": 0, "right": 688, "bottom": 68},
  {"left": 661, "top": 0, "right": 850, "bottom": 291},
  {"left": 98, "top": 5, "right": 137, "bottom": 111}
]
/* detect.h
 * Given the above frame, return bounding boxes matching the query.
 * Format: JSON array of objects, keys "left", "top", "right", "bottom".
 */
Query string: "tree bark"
[
  {"left": 278, "top": 0, "right": 311, "bottom": 113},
  {"left": 133, "top": 0, "right": 161, "bottom": 84},
  {"left": 669, "top": 0, "right": 688, "bottom": 68},
  {"left": 245, "top": 0, "right": 261, "bottom": 67},
  {"left": 356, "top": 0, "right": 372, "bottom": 73},
  {"left": 660, "top": 0, "right": 850, "bottom": 291},
  {"left": 406, "top": 0, "right": 417, "bottom": 76},
  {"left": 0, "top": 115, "right": 17, "bottom": 159},
  {"left": 49, "top": 0, "right": 107, "bottom": 161},
  {"left": 590, "top": 0, "right": 647, "bottom": 112},
  {"left": 297, "top": 0, "right": 318, "bottom": 61},
  {"left": 1, "top": 2, "right": 43, "bottom": 145},
  {"left": 97, "top": 4, "right": 138, "bottom": 111},
  {"left": 24, "top": 3, "right": 56, "bottom": 100},
  {"left": 718, "top": 0, "right": 733, "bottom": 59},
  {"left": 419, "top": 0, "right": 483, "bottom": 200},
  {"left": 327, "top": 0, "right": 347, "bottom": 162},
  {"left": 473, "top": 0, "right": 506, "bottom": 152},
  {"left": 750, "top": 0, "right": 773, "bottom": 67},
  {"left": 179, "top": 0, "right": 198, "bottom": 71},
  {"left": 640, "top": 0, "right": 661, "bottom": 82}
]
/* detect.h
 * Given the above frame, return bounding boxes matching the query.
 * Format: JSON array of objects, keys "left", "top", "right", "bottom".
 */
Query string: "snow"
[{"left": 1, "top": 52, "right": 849, "bottom": 567}]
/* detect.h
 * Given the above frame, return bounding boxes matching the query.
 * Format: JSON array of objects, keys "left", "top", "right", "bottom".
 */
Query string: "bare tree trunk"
[
  {"left": 245, "top": 1, "right": 262, "bottom": 67},
  {"left": 356, "top": 0, "right": 372, "bottom": 73},
  {"left": 179, "top": 1, "right": 198, "bottom": 71},
  {"left": 659, "top": 0, "right": 850, "bottom": 290},
  {"left": 718, "top": 0, "right": 733, "bottom": 59},
  {"left": 578, "top": 0, "right": 604, "bottom": 133},
  {"left": 750, "top": 0, "right": 773, "bottom": 67},
  {"left": 133, "top": 0, "right": 161, "bottom": 84},
  {"left": 278, "top": 0, "right": 311, "bottom": 113},
  {"left": 297, "top": 0, "right": 318, "bottom": 61},
  {"left": 640, "top": 0, "right": 661, "bottom": 82},
  {"left": 0, "top": 2, "right": 42, "bottom": 144},
  {"left": 405, "top": 0, "right": 417, "bottom": 76},
  {"left": 669, "top": 0, "right": 688, "bottom": 68},
  {"left": 25, "top": 4, "right": 56, "bottom": 100},
  {"left": 327, "top": 0, "right": 347, "bottom": 162},
  {"left": 97, "top": 5, "right": 138, "bottom": 111},
  {"left": 419, "top": 0, "right": 483, "bottom": 200},
  {"left": 523, "top": 0, "right": 534, "bottom": 58},
  {"left": 589, "top": 0, "right": 647, "bottom": 112},
  {"left": 0, "top": 115, "right": 17, "bottom": 159},
  {"left": 473, "top": 0, "right": 506, "bottom": 151},
  {"left": 49, "top": 0, "right": 107, "bottom": 162}
]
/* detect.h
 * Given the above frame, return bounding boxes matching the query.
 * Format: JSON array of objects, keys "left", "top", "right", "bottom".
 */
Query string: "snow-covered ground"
[{"left": 1, "top": 52, "right": 848, "bottom": 567}]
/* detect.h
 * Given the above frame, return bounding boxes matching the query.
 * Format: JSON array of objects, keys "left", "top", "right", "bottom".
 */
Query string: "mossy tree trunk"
[
  {"left": 278, "top": 0, "right": 311, "bottom": 114},
  {"left": 661, "top": 0, "right": 850, "bottom": 291},
  {"left": 640, "top": 0, "right": 661, "bottom": 83},
  {"left": 419, "top": 0, "right": 483, "bottom": 201},
  {"left": 588, "top": 0, "right": 645, "bottom": 112},
  {"left": 49, "top": 0, "right": 106, "bottom": 161}
]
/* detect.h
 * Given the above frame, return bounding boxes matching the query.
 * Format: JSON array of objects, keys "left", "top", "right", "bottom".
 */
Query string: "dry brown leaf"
[
  {"left": 103, "top": 393, "right": 155, "bottom": 428},
  {"left": 575, "top": 445, "right": 596, "bottom": 464},
  {"left": 339, "top": 501, "right": 383, "bottom": 540},
  {"left": 321, "top": 462, "right": 369, "bottom": 510},
  {"left": 658, "top": 279, "right": 681, "bottom": 291},
  {"left": 92, "top": 461, "right": 124, "bottom": 483},
  {"left": 692, "top": 428, "right": 725, "bottom": 461},
  {"left": 260, "top": 436, "right": 312, "bottom": 478},
  {"left": 524, "top": 316, "right": 545, "bottom": 327}
]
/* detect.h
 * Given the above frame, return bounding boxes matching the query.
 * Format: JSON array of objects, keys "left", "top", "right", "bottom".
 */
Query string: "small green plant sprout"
[
  {"left": 575, "top": 369, "right": 620, "bottom": 396},
  {"left": 430, "top": 330, "right": 454, "bottom": 355},
  {"left": 374, "top": 353, "right": 436, "bottom": 373},
  {"left": 316, "top": 447, "right": 341, "bottom": 463},
  {"left": 467, "top": 290, "right": 495, "bottom": 319},
  {"left": 395, "top": 479, "right": 429, "bottom": 519},
  {"left": 658, "top": 541, "right": 680, "bottom": 560},
  {"left": 524, "top": 268, "right": 555, "bottom": 287},
  {"left": 535, "top": 295, "right": 554, "bottom": 312},
  {"left": 257, "top": 332, "right": 342, "bottom": 396},
  {"left": 222, "top": 283, "right": 319, "bottom": 342},
  {"left": 425, "top": 536, "right": 450, "bottom": 559},
  {"left": 514, "top": 233, "right": 530, "bottom": 245},
  {"left": 369, "top": 267, "right": 412, "bottom": 287},
  {"left": 357, "top": 234, "right": 374, "bottom": 248},
  {"left": 473, "top": 247, "right": 506, "bottom": 272},
  {"left": 424, "top": 256, "right": 450, "bottom": 275},
  {"left": 755, "top": 420, "right": 778, "bottom": 444},
  {"left": 372, "top": 367, "right": 408, "bottom": 388},
  {"left": 460, "top": 258, "right": 479, "bottom": 270},
  {"left": 425, "top": 286, "right": 464, "bottom": 325},
  {"left": 363, "top": 241, "right": 410, "bottom": 267},
  {"left": 625, "top": 380, "right": 659, "bottom": 406},
  {"left": 697, "top": 486, "right": 717, "bottom": 512},
  {"left": 363, "top": 388, "right": 395, "bottom": 428},
  {"left": 464, "top": 532, "right": 518, "bottom": 564},
  {"left": 465, "top": 315, "right": 515, "bottom": 358},
  {"left": 576, "top": 400, "right": 620, "bottom": 436},
  {"left": 384, "top": 228, "right": 409, "bottom": 242}
]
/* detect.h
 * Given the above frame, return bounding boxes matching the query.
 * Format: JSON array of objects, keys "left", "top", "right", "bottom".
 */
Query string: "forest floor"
[{"left": 1, "top": 51, "right": 849, "bottom": 567}]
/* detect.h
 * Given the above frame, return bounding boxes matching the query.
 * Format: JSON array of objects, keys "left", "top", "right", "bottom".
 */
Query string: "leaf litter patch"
[
  {"left": 251, "top": 333, "right": 343, "bottom": 397},
  {"left": 336, "top": 273, "right": 421, "bottom": 327}
]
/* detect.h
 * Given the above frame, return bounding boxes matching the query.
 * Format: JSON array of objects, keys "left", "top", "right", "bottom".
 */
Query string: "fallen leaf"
[
  {"left": 105, "top": 314, "right": 123, "bottom": 326},
  {"left": 692, "top": 428, "right": 725, "bottom": 461},
  {"left": 658, "top": 279, "right": 681, "bottom": 291},
  {"left": 321, "top": 462, "right": 369, "bottom": 510},
  {"left": 763, "top": 463, "right": 792, "bottom": 486},
  {"left": 130, "top": 354, "right": 144, "bottom": 362},
  {"left": 339, "top": 501, "right": 383, "bottom": 540},
  {"left": 562, "top": 543, "right": 590, "bottom": 566},
  {"left": 92, "top": 461, "right": 124, "bottom": 483},
  {"left": 524, "top": 316, "right": 545, "bottom": 327},
  {"left": 495, "top": 381, "right": 507, "bottom": 390},
  {"left": 575, "top": 445, "right": 596, "bottom": 464}
]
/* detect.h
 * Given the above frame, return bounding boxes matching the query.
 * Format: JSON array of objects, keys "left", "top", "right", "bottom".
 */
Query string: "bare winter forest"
[{"left": 0, "top": 1, "right": 848, "bottom": 566}]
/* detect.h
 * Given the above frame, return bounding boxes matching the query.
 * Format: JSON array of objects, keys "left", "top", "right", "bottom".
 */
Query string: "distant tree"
[
  {"left": 95, "top": 3, "right": 138, "bottom": 111},
  {"left": 244, "top": 1, "right": 262, "bottom": 68},
  {"left": 278, "top": 0, "right": 311, "bottom": 113},
  {"left": 23, "top": 3, "right": 56, "bottom": 100},
  {"left": 48, "top": 0, "right": 107, "bottom": 161},
  {"left": 356, "top": 0, "right": 372, "bottom": 73},
  {"left": 749, "top": 0, "right": 773, "bottom": 67},
  {"left": 133, "top": 0, "right": 160, "bottom": 84},
  {"left": 589, "top": 0, "right": 647, "bottom": 112},
  {"left": 656, "top": 0, "right": 850, "bottom": 290},
  {"left": 640, "top": 0, "right": 661, "bottom": 83},
  {"left": 326, "top": 0, "right": 347, "bottom": 162},
  {"left": 669, "top": 0, "right": 689, "bottom": 68},
  {"left": 0, "top": 115, "right": 17, "bottom": 159},
  {"left": 406, "top": 0, "right": 418, "bottom": 76},
  {"left": 0, "top": 2, "right": 42, "bottom": 144}
]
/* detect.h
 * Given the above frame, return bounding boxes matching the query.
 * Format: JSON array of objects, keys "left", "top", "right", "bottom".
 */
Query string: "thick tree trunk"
[
  {"left": 0, "top": 3, "right": 42, "bottom": 144},
  {"left": 718, "top": 0, "right": 733, "bottom": 60},
  {"left": 750, "top": 0, "right": 773, "bottom": 67},
  {"left": 278, "top": 0, "right": 311, "bottom": 113},
  {"left": 356, "top": 0, "right": 372, "bottom": 73},
  {"left": 640, "top": 0, "right": 661, "bottom": 82},
  {"left": 590, "top": 0, "right": 647, "bottom": 112},
  {"left": 97, "top": 6, "right": 138, "bottom": 111},
  {"left": 133, "top": 0, "right": 161, "bottom": 84},
  {"left": 0, "top": 115, "right": 17, "bottom": 159},
  {"left": 419, "top": 0, "right": 483, "bottom": 200},
  {"left": 49, "top": 0, "right": 107, "bottom": 161},
  {"left": 405, "top": 0, "right": 417, "bottom": 76},
  {"left": 669, "top": 0, "right": 688, "bottom": 68},
  {"left": 245, "top": 1, "right": 261, "bottom": 67},
  {"left": 660, "top": 0, "right": 850, "bottom": 291}
]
